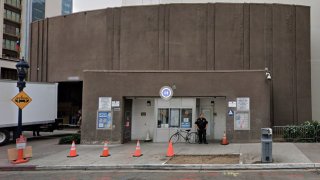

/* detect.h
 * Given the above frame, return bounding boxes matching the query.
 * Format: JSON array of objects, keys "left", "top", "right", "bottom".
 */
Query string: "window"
[
  {"left": 5, "top": 39, "right": 10, "bottom": 49},
  {"left": 169, "top": 109, "right": 180, "bottom": 127},
  {"left": 12, "top": 0, "right": 16, "bottom": 7},
  {"left": 32, "top": 0, "right": 45, "bottom": 22},
  {"left": 1, "top": 67, "right": 17, "bottom": 80},
  {"left": 15, "top": 14, "right": 20, "bottom": 22},
  {"left": 6, "top": 10, "right": 11, "bottom": 20},
  {"left": 10, "top": 40, "right": 15, "bottom": 50},
  {"left": 181, "top": 109, "right": 192, "bottom": 128},
  {"left": 16, "top": 27, "right": 20, "bottom": 36},
  {"left": 12, "top": 12, "right": 16, "bottom": 22},
  {"left": 158, "top": 109, "right": 169, "bottom": 128},
  {"left": 158, "top": 108, "right": 193, "bottom": 128},
  {"left": 62, "top": 0, "right": 72, "bottom": 15}
]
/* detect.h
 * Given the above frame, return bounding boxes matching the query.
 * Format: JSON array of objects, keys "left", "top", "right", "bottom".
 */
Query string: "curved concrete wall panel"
[{"left": 30, "top": 3, "right": 311, "bottom": 126}]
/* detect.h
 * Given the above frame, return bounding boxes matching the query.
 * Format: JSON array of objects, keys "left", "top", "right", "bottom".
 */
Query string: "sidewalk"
[{"left": 1, "top": 137, "right": 320, "bottom": 170}]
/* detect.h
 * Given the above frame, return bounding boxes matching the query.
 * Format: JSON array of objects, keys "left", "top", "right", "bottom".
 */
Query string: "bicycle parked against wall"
[{"left": 169, "top": 129, "right": 199, "bottom": 144}]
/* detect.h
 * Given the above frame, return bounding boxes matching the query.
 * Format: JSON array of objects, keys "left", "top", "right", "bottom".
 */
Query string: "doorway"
[
  {"left": 131, "top": 98, "right": 155, "bottom": 141},
  {"left": 199, "top": 97, "right": 226, "bottom": 141},
  {"left": 123, "top": 99, "right": 132, "bottom": 143},
  {"left": 57, "top": 81, "right": 83, "bottom": 126}
]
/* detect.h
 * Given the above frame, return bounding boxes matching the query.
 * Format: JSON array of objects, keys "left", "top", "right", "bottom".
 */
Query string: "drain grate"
[{"left": 166, "top": 154, "right": 240, "bottom": 164}]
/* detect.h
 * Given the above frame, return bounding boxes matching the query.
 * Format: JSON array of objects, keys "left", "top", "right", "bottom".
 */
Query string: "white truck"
[{"left": 0, "top": 80, "right": 60, "bottom": 146}]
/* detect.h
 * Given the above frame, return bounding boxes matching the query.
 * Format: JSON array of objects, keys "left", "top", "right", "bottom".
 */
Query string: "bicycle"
[{"left": 169, "top": 129, "right": 199, "bottom": 144}]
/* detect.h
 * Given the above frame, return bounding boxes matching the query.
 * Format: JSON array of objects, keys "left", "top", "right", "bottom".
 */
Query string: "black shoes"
[{"left": 198, "top": 142, "right": 208, "bottom": 144}]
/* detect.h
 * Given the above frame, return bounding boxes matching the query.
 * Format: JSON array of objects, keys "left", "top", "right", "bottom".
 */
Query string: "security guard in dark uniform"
[{"left": 195, "top": 113, "right": 208, "bottom": 144}]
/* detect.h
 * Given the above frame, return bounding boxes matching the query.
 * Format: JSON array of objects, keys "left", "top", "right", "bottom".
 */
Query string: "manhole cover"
[{"left": 166, "top": 154, "right": 240, "bottom": 164}]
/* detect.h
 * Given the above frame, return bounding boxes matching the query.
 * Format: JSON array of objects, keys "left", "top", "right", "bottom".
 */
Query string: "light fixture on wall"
[
  {"left": 147, "top": 100, "right": 151, "bottom": 106},
  {"left": 265, "top": 67, "right": 272, "bottom": 80}
]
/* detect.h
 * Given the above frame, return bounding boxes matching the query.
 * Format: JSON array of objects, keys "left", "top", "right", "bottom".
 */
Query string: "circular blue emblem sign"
[{"left": 159, "top": 86, "right": 173, "bottom": 100}]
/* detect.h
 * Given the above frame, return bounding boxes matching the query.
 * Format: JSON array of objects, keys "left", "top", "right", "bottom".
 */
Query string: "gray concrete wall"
[
  {"left": 29, "top": 3, "right": 311, "bottom": 127},
  {"left": 82, "top": 70, "right": 270, "bottom": 143}
]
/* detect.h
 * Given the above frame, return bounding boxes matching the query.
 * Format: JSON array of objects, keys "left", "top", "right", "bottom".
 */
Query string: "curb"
[
  {"left": 0, "top": 165, "right": 36, "bottom": 171},
  {"left": 1, "top": 163, "right": 320, "bottom": 171},
  {"left": 30, "top": 163, "right": 320, "bottom": 171}
]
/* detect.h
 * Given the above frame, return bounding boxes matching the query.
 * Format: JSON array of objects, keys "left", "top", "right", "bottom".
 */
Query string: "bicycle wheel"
[
  {"left": 187, "top": 132, "right": 198, "bottom": 144},
  {"left": 169, "top": 133, "right": 180, "bottom": 143}
]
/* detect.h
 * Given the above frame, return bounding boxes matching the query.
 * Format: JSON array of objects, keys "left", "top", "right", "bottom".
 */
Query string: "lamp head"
[{"left": 16, "top": 58, "right": 29, "bottom": 80}]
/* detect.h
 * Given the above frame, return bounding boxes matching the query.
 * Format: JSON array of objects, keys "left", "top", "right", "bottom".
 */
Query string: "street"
[{"left": 0, "top": 170, "right": 319, "bottom": 180}]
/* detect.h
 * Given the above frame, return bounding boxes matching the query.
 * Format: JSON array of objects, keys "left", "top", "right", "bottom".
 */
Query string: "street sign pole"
[
  {"left": 17, "top": 85, "right": 23, "bottom": 137},
  {"left": 18, "top": 106, "right": 22, "bottom": 137}
]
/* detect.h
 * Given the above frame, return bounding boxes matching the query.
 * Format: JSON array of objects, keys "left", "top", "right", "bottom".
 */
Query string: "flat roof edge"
[{"left": 83, "top": 70, "right": 265, "bottom": 73}]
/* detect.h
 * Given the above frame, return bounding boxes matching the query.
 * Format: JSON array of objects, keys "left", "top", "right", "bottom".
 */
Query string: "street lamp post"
[{"left": 15, "top": 57, "right": 29, "bottom": 137}]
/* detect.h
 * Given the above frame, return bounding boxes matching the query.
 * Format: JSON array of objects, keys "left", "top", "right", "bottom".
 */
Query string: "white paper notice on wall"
[
  {"left": 234, "top": 111, "right": 250, "bottom": 130},
  {"left": 228, "top": 101, "right": 237, "bottom": 108},
  {"left": 236, "top": 97, "right": 250, "bottom": 111},
  {"left": 99, "top": 97, "right": 112, "bottom": 111},
  {"left": 112, "top": 101, "right": 120, "bottom": 107}
]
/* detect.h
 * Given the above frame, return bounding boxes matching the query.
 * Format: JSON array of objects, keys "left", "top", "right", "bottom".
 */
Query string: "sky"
[{"left": 73, "top": 0, "right": 122, "bottom": 12}]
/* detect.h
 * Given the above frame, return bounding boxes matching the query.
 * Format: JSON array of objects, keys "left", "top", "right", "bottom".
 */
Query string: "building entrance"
[
  {"left": 128, "top": 97, "right": 226, "bottom": 143},
  {"left": 57, "top": 81, "right": 83, "bottom": 126},
  {"left": 198, "top": 97, "right": 226, "bottom": 141}
]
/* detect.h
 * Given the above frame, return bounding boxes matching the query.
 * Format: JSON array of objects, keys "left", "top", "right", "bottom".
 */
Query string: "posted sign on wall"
[
  {"left": 234, "top": 97, "right": 250, "bottom": 130},
  {"left": 97, "top": 111, "right": 112, "bottom": 129},
  {"left": 236, "top": 97, "right": 250, "bottom": 111},
  {"left": 99, "top": 97, "right": 112, "bottom": 111},
  {"left": 234, "top": 111, "right": 250, "bottom": 130}
]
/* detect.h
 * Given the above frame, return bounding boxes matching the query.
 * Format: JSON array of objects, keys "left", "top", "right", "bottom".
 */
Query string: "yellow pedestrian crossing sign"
[{"left": 11, "top": 91, "right": 32, "bottom": 109}]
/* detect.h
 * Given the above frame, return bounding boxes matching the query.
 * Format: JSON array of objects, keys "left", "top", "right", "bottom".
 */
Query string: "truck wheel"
[{"left": 0, "top": 129, "right": 10, "bottom": 146}]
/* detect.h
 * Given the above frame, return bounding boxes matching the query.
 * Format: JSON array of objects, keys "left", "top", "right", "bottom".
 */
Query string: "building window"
[
  {"left": 4, "top": 24, "right": 20, "bottom": 36},
  {"left": 4, "top": 9, "right": 21, "bottom": 23},
  {"left": 5, "top": 0, "right": 20, "bottom": 8},
  {"left": 5, "top": 39, "right": 10, "bottom": 49},
  {"left": 3, "top": 38, "right": 19, "bottom": 51},
  {"left": 61, "top": 0, "right": 72, "bottom": 15},
  {"left": 181, "top": 109, "right": 192, "bottom": 128},
  {"left": 169, "top": 109, "right": 180, "bottom": 127},
  {"left": 158, "top": 109, "right": 169, "bottom": 128},
  {"left": 158, "top": 108, "right": 193, "bottom": 128},
  {"left": 32, "top": 0, "right": 45, "bottom": 22},
  {"left": 1, "top": 67, "right": 17, "bottom": 80}
]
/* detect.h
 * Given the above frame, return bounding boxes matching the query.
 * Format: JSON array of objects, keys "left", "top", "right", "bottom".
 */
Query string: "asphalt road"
[{"left": 0, "top": 170, "right": 319, "bottom": 180}]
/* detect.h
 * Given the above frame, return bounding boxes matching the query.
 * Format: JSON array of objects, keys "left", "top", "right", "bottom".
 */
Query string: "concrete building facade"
[
  {"left": 119, "top": 0, "right": 320, "bottom": 122},
  {"left": 0, "top": 0, "right": 73, "bottom": 80},
  {"left": 29, "top": 3, "right": 311, "bottom": 143},
  {"left": 0, "top": 0, "right": 25, "bottom": 80},
  {"left": 23, "top": 0, "right": 73, "bottom": 66}
]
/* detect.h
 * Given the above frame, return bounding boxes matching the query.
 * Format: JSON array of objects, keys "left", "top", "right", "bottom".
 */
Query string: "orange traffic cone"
[
  {"left": 166, "top": 140, "right": 174, "bottom": 157},
  {"left": 67, "top": 141, "right": 78, "bottom": 157},
  {"left": 220, "top": 131, "right": 229, "bottom": 145},
  {"left": 132, "top": 140, "right": 143, "bottom": 157},
  {"left": 100, "top": 141, "right": 110, "bottom": 157},
  {"left": 11, "top": 135, "right": 29, "bottom": 164}
]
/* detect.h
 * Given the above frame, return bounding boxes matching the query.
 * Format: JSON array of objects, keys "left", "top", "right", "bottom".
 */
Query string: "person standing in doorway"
[
  {"left": 195, "top": 113, "right": 208, "bottom": 144},
  {"left": 77, "top": 109, "right": 82, "bottom": 133}
]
